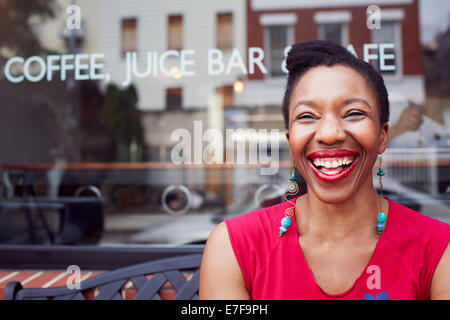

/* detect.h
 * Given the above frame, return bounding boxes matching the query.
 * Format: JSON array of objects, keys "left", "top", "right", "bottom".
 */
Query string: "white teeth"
[
  {"left": 312, "top": 157, "right": 355, "bottom": 168},
  {"left": 321, "top": 169, "right": 341, "bottom": 175}
]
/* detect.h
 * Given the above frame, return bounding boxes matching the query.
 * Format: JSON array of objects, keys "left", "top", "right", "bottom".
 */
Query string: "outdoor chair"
[{"left": 3, "top": 254, "right": 202, "bottom": 300}]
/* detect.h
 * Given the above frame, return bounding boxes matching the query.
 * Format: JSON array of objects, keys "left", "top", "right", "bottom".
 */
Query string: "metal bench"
[{"left": 3, "top": 254, "right": 202, "bottom": 300}]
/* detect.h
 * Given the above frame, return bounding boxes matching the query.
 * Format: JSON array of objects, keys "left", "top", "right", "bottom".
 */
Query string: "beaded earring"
[
  {"left": 279, "top": 168, "right": 299, "bottom": 237},
  {"left": 376, "top": 156, "right": 386, "bottom": 235}
]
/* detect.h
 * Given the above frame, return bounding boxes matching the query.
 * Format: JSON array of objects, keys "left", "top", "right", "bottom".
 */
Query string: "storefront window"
[{"left": 0, "top": 0, "right": 448, "bottom": 247}]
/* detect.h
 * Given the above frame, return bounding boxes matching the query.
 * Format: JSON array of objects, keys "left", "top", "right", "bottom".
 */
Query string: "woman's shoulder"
[
  {"left": 387, "top": 197, "right": 450, "bottom": 236},
  {"left": 224, "top": 199, "right": 292, "bottom": 250},
  {"left": 386, "top": 197, "right": 450, "bottom": 298},
  {"left": 225, "top": 200, "right": 291, "bottom": 234},
  {"left": 385, "top": 197, "right": 450, "bottom": 262}
]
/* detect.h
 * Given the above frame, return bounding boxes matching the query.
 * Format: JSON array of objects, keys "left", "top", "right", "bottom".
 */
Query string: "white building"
[{"left": 98, "top": 0, "right": 248, "bottom": 158}]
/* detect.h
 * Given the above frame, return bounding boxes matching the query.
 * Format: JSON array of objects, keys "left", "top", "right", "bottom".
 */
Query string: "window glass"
[
  {"left": 122, "top": 18, "right": 137, "bottom": 57},
  {"left": 220, "top": 85, "right": 234, "bottom": 108},
  {"left": 168, "top": 15, "right": 183, "bottom": 50},
  {"left": 372, "top": 21, "right": 397, "bottom": 73},
  {"left": 320, "top": 23, "right": 343, "bottom": 45},
  {"left": 268, "top": 25, "right": 288, "bottom": 77},
  {"left": 0, "top": 0, "right": 448, "bottom": 249},
  {"left": 166, "top": 87, "right": 183, "bottom": 110},
  {"left": 217, "top": 13, "right": 233, "bottom": 50}
]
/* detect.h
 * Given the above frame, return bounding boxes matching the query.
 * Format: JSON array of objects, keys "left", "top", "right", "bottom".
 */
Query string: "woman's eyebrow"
[
  {"left": 291, "top": 100, "right": 317, "bottom": 115},
  {"left": 294, "top": 100, "right": 316, "bottom": 108},
  {"left": 343, "top": 98, "right": 372, "bottom": 110}
]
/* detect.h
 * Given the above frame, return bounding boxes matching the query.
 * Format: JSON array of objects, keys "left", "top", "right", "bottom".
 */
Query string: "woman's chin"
[{"left": 307, "top": 185, "right": 356, "bottom": 204}]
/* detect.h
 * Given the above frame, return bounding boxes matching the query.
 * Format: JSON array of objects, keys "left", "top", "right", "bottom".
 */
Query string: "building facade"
[{"left": 240, "top": 0, "right": 425, "bottom": 117}]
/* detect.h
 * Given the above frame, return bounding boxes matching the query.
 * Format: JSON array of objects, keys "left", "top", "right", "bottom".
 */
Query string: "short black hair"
[{"left": 282, "top": 40, "right": 389, "bottom": 129}]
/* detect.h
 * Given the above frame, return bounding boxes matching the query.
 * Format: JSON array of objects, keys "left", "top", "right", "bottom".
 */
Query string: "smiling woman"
[{"left": 199, "top": 40, "right": 450, "bottom": 300}]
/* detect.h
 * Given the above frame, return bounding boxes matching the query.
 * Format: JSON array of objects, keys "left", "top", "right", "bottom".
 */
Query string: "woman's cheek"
[{"left": 288, "top": 131, "right": 309, "bottom": 164}]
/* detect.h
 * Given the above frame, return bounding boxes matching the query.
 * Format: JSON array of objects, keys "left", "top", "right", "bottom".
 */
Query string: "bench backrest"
[{"left": 3, "top": 254, "right": 202, "bottom": 300}]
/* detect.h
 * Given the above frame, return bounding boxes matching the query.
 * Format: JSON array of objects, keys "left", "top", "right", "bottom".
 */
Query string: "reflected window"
[
  {"left": 372, "top": 21, "right": 398, "bottom": 74},
  {"left": 217, "top": 13, "right": 233, "bottom": 50},
  {"left": 319, "top": 23, "right": 344, "bottom": 45},
  {"left": 146, "top": 145, "right": 161, "bottom": 161},
  {"left": 267, "top": 25, "right": 288, "bottom": 77},
  {"left": 315, "top": 11, "right": 350, "bottom": 46},
  {"left": 168, "top": 15, "right": 183, "bottom": 50},
  {"left": 220, "top": 85, "right": 234, "bottom": 108},
  {"left": 166, "top": 87, "right": 183, "bottom": 110},
  {"left": 121, "top": 18, "right": 137, "bottom": 57}
]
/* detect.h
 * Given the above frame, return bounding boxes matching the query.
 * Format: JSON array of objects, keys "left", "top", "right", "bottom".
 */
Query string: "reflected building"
[
  {"left": 241, "top": 0, "right": 425, "bottom": 121},
  {"left": 98, "top": 0, "right": 247, "bottom": 161}
]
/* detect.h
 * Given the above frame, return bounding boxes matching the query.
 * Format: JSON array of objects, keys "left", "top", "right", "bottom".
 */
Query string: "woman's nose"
[{"left": 314, "top": 117, "right": 347, "bottom": 145}]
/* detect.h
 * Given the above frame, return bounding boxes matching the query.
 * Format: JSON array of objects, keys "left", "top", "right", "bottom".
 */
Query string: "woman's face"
[{"left": 286, "top": 65, "right": 389, "bottom": 203}]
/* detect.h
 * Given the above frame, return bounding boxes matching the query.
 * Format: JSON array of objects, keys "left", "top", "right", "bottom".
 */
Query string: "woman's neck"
[{"left": 295, "top": 181, "right": 388, "bottom": 243}]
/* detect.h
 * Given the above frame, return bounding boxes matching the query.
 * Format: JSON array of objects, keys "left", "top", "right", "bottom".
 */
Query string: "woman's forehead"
[{"left": 291, "top": 65, "right": 378, "bottom": 108}]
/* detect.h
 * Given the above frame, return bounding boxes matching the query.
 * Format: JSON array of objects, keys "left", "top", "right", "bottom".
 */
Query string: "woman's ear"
[
  {"left": 377, "top": 122, "right": 389, "bottom": 154},
  {"left": 285, "top": 131, "right": 295, "bottom": 160}
]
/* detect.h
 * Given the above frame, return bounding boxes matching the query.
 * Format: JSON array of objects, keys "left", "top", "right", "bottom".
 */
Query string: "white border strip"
[
  {"left": 0, "top": 272, "right": 19, "bottom": 283},
  {"left": 380, "top": 9, "right": 405, "bottom": 21},
  {"left": 251, "top": 0, "right": 413, "bottom": 10},
  {"left": 42, "top": 272, "right": 67, "bottom": 288},
  {"left": 314, "top": 11, "right": 352, "bottom": 24},
  {"left": 80, "top": 272, "right": 93, "bottom": 282},
  {"left": 21, "top": 271, "right": 44, "bottom": 285},
  {"left": 260, "top": 13, "right": 297, "bottom": 26}
]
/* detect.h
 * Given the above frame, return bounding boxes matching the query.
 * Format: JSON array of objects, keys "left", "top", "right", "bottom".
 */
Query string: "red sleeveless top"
[{"left": 224, "top": 196, "right": 450, "bottom": 300}]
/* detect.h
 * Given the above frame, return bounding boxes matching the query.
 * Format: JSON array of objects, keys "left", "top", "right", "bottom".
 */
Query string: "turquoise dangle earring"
[
  {"left": 279, "top": 168, "right": 299, "bottom": 237},
  {"left": 376, "top": 156, "right": 386, "bottom": 235}
]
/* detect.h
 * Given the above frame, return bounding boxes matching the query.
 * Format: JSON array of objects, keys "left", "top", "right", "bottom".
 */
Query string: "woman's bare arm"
[
  {"left": 430, "top": 244, "right": 450, "bottom": 299},
  {"left": 199, "top": 222, "right": 251, "bottom": 300}
]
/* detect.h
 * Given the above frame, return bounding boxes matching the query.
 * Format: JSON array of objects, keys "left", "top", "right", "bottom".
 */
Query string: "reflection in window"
[
  {"left": 267, "top": 25, "right": 288, "bottom": 77},
  {"left": 168, "top": 15, "right": 183, "bottom": 50},
  {"left": 220, "top": 85, "right": 234, "bottom": 108},
  {"left": 166, "top": 87, "right": 183, "bottom": 110},
  {"left": 121, "top": 18, "right": 137, "bottom": 57},
  {"left": 146, "top": 145, "right": 161, "bottom": 161},
  {"left": 217, "top": 13, "right": 233, "bottom": 50},
  {"left": 372, "top": 22, "right": 397, "bottom": 74},
  {"left": 319, "top": 23, "right": 344, "bottom": 45}
]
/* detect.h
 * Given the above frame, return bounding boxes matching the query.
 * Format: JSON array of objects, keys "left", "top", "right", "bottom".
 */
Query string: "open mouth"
[
  {"left": 306, "top": 154, "right": 360, "bottom": 182},
  {"left": 309, "top": 156, "right": 356, "bottom": 175}
]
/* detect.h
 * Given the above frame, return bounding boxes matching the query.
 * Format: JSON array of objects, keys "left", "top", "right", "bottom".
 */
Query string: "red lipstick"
[
  {"left": 307, "top": 149, "right": 359, "bottom": 159},
  {"left": 306, "top": 149, "right": 360, "bottom": 182},
  {"left": 308, "top": 156, "right": 359, "bottom": 182}
]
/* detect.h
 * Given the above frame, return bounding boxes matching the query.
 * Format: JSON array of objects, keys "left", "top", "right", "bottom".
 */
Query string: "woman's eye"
[
  {"left": 346, "top": 111, "right": 365, "bottom": 118},
  {"left": 297, "top": 114, "right": 316, "bottom": 120}
]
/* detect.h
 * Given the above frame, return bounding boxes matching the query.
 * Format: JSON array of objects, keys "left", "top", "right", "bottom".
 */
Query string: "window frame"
[
  {"left": 370, "top": 10, "right": 404, "bottom": 79},
  {"left": 314, "top": 10, "right": 351, "bottom": 47},
  {"left": 166, "top": 87, "right": 183, "bottom": 111},
  {"left": 260, "top": 14, "right": 296, "bottom": 78},
  {"left": 121, "top": 17, "right": 138, "bottom": 58},
  {"left": 216, "top": 12, "right": 234, "bottom": 51},
  {"left": 167, "top": 15, "right": 184, "bottom": 51}
]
